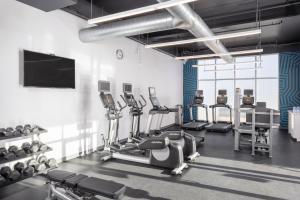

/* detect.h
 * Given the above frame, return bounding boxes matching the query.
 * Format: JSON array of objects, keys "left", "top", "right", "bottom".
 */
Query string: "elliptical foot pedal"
[
  {"left": 171, "top": 162, "right": 188, "bottom": 175},
  {"left": 187, "top": 152, "right": 200, "bottom": 163}
]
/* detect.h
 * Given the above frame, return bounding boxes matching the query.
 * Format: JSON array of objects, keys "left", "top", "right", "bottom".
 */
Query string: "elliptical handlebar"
[
  {"left": 117, "top": 98, "right": 127, "bottom": 111},
  {"left": 164, "top": 105, "right": 169, "bottom": 111},
  {"left": 138, "top": 95, "right": 147, "bottom": 109}
]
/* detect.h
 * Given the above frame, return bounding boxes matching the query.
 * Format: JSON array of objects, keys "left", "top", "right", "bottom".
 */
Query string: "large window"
[{"left": 197, "top": 54, "right": 279, "bottom": 122}]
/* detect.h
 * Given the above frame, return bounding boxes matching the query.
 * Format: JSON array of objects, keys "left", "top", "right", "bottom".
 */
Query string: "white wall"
[{"left": 0, "top": 0, "right": 183, "bottom": 162}]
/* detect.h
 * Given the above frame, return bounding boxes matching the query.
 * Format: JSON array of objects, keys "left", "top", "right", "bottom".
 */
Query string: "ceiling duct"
[
  {"left": 79, "top": 12, "right": 187, "bottom": 42},
  {"left": 79, "top": 0, "right": 232, "bottom": 62},
  {"left": 156, "top": 0, "right": 233, "bottom": 62}
]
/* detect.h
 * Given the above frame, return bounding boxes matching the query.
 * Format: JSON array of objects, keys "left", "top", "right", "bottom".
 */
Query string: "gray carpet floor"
[{"left": 1, "top": 129, "right": 300, "bottom": 200}]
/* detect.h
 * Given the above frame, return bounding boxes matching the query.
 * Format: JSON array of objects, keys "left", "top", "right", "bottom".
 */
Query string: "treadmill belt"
[
  {"left": 183, "top": 122, "right": 206, "bottom": 130},
  {"left": 207, "top": 123, "right": 232, "bottom": 133}
]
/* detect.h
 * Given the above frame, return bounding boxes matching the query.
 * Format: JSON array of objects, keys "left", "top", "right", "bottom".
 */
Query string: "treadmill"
[
  {"left": 206, "top": 89, "right": 232, "bottom": 133},
  {"left": 183, "top": 90, "right": 208, "bottom": 131}
]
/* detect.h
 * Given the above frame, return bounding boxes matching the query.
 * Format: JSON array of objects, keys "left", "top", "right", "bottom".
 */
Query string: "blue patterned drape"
[
  {"left": 279, "top": 52, "right": 300, "bottom": 128},
  {"left": 183, "top": 60, "right": 198, "bottom": 123}
]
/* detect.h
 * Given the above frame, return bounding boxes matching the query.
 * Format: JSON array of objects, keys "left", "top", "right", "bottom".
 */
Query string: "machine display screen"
[
  {"left": 123, "top": 83, "right": 132, "bottom": 93},
  {"left": 98, "top": 80, "right": 110, "bottom": 92}
]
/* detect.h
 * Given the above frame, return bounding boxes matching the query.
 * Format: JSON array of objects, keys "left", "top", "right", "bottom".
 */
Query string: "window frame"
[{"left": 197, "top": 53, "right": 279, "bottom": 110}]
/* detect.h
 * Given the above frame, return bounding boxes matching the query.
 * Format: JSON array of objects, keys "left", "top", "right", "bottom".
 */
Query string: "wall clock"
[{"left": 116, "top": 49, "right": 124, "bottom": 60}]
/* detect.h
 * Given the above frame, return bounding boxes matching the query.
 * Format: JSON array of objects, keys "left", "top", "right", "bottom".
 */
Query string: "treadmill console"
[
  {"left": 149, "top": 87, "right": 161, "bottom": 109},
  {"left": 217, "top": 90, "right": 228, "bottom": 105},
  {"left": 242, "top": 89, "right": 254, "bottom": 106},
  {"left": 194, "top": 90, "right": 204, "bottom": 105}
]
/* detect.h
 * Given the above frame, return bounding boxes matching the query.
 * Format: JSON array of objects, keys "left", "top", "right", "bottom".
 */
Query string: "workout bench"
[{"left": 46, "top": 170, "right": 126, "bottom": 200}]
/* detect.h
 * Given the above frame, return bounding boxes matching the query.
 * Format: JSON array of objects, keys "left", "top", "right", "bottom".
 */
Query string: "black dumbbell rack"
[
  {"left": 0, "top": 127, "right": 47, "bottom": 142},
  {"left": 0, "top": 147, "right": 52, "bottom": 165},
  {"left": 0, "top": 126, "right": 55, "bottom": 189},
  {"left": 0, "top": 166, "right": 57, "bottom": 189}
]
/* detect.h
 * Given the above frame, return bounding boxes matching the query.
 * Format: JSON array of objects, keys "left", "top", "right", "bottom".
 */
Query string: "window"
[
  {"left": 257, "top": 79, "right": 279, "bottom": 110},
  {"left": 235, "top": 56, "right": 256, "bottom": 79},
  {"left": 216, "top": 58, "right": 234, "bottom": 79},
  {"left": 197, "top": 54, "right": 279, "bottom": 117},
  {"left": 257, "top": 54, "right": 279, "bottom": 78}
]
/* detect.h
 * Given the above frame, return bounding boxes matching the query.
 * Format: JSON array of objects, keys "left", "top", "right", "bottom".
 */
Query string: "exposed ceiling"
[{"left": 63, "top": 0, "right": 300, "bottom": 57}]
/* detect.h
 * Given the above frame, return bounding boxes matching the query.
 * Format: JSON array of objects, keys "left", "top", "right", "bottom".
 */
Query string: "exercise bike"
[{"left": 98, "top": 80, "right": 188, "bottom": 175}]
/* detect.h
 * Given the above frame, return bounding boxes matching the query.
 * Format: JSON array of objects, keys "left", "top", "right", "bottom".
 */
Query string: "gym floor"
[{"left": 1, "top": 129, "right": 300, "bottom": 200}]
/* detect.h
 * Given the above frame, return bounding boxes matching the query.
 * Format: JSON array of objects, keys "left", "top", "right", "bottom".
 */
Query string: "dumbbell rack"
[
  {"left": 0, "top": 127, "right": 47, "bottom": 142},
  {"left": 0, "top": 126, "right": 55, "bottom": 189}
]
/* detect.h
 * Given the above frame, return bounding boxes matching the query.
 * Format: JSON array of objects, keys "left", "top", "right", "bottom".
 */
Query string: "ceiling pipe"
[
  {"left": 79, "top": 12, "right": 188, "bottom": 42},
  {"left": 156, "top": 0, "right": 233, "bottom": 62}
]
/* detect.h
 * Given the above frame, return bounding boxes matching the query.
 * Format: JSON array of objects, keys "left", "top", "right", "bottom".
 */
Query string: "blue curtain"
[
  {"left": 183, "top": 60, "right": 198, "bottom": 123},
  {"left": 279, "top": 52, "right": 300, "bottom": 128}
]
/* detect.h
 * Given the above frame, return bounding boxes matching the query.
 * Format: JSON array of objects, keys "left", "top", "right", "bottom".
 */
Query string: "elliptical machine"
[
  {"left": 120, "top": 83, "right": 147, "bottom": 142},
  {"left": 127, "top": 86, "right": 199, "bottom": 161},
  {"left": 98, "top": 81, "right": 188, "bottom": 175}
]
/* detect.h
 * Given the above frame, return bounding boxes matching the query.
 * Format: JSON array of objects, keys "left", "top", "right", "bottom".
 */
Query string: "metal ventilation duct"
[
  {"left": 79, "top": 0, "right": 232, "bottom": 62},
  {"left": 79, "top": 12, "right": 187, "bottom": 42},
  {"left": 156, "top": 0, "right": 233, "bottom": 62}
]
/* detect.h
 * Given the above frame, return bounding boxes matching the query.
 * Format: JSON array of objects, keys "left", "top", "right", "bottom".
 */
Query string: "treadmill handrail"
[
  {"left": 189, "top": 103, "right": 207, "bottom": 108},
  {"left": 210, "top": 104, "right": 232, "bottom": 124},
  {"left": 209, "top": 104, "right": 231, "bottom": 109}
]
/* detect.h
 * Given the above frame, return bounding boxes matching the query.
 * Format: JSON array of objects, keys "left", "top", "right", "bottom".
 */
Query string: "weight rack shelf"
[
  {"left": 0, "top": 147, "right": 53, "bottom": 165},
  {"left": 0, "top": 166, "right": 57, "bottom": 189},
  {"left": 0, "top": 128, "right": 47, "bottom": 143}
]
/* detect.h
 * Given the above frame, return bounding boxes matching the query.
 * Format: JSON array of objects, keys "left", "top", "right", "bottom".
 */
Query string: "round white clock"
[{"left": 116, "top": 49, "right": 124, "bottom": 60}]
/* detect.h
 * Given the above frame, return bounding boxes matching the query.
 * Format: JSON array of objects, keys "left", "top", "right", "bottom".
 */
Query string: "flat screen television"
[{"left": 23, "top": 50, "right": 75, "bottom": 88}]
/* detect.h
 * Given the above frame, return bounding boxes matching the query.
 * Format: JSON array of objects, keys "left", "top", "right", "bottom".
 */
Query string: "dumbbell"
[
  {"left": 38, "top": 155, "right": 47, "bottom": 164},
  {"left": 0, "top": 147, "right": 15, "bottom": 161},
  {"left": 23, "top": 166, "right": 34, "bottom": 177},
  {"left": 0, "top": 147, "right": 8, "bottom": 157},
  {"left": 0, "top": 166, "right": 19, "bottom": 181},
  {"left": 5, "top": 127, "right": 14, "bottom": 137},
  {"left": 27, "top": 159, "right": 39, "bottom": 169},
  {"left": 39, "top": 143, "right": 48, "bottom": 152},
  {"left": 27, "top": 159, "right": 46, "bottom": 172},
  {"left": 21, "top": 142, "right": 32, "bottom": 154},
  {"left": 31, "top": 141, "right": 40, "bottom": 153},
  {"left": 46, "top": 158, "right": 57, "bottom": 168},
  {"left": 15, "top": 125, "right": 24, "bottom": 132},
  {"left": 9, "top": 170, "right": 21, "bottom": 181},
  {"left": 14, "top": 162, "right": 25, "bottom": 173},
  {"left": 31, "top": 126, "right": 40, "bottom": 134},
  {"left": 3, "top": 146, "right": 18, "bottom": 160},
  {"left": 23, "top": 124, "right": 31, "bottom": 135},
  {"left": 24, "top": 124, "right": 32, "bottom": 130},
  {"left": 0, "top": 166, "right": 12, "bottom": 179},
  {"left": 8, "top": 145, "right": 18, "bottom": 154},
  {"left": 37, "top": 155, "right": 47, "bottom": 171},
  {"left": 15, "top": 149, "right": 26, "bottom": 158},
  {"left": 0, "top": 175, "right": 6, "bottom": 185},
  {"left": 0, "top": 128, "right": 7, "bottom": 137},
  {"left": 13, "top": 125, "right": 24, "bottom": 136}
]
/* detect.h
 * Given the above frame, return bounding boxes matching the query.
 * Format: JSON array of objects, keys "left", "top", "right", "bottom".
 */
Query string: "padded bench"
[{"left": 47, "top": 170, "right": 126, "bottom": 200}]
